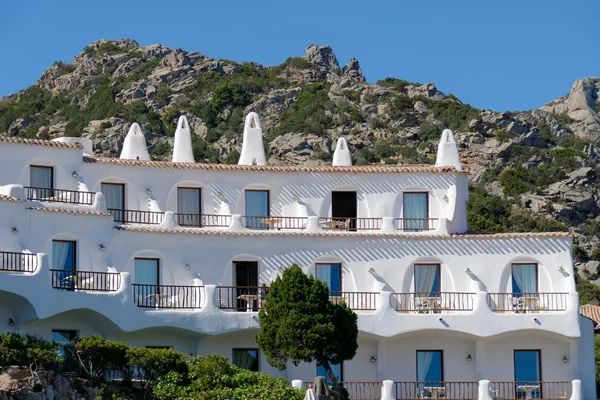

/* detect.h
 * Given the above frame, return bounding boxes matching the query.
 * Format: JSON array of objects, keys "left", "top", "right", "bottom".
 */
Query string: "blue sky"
[{"left": 0, "top": 0, "right": 597, "bottom": 111}]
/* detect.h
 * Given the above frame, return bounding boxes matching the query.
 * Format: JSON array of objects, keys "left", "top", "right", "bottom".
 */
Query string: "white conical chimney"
[
  {"left": 172, "top": 116, "right": 195, "bottom": 163},
  {"left": 435, "top": 129, "right": 463, "bottom": 171},
  {"left": 120, "top": 123, "right": 150, "bottom": 160},
  {"left": 332, "top": 137, "right": 352, "bottom": 166},
  {"left": 238, "top": 112, "right": 266, "bottom": 166}
]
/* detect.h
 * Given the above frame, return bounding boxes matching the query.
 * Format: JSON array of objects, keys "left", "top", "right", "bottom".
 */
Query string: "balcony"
[
  {"left": 393, "top": 218, "right": 438, "bottom": 232},
  {"left": 489, "top": 381, "right": 571, "bottom": 400},
  {"left": 330, "top": 291, "right": 379, "bottom": 311},
  {"left": 319, "top": 217, "right": 382, "bottom": 231},
  {"left": 176, "top": 213, "right": 231, "bottom": 227},
  {"left": 0, "top": 251, "right": 37, "bottom": 273},
  {"left": 217, "top": 286, "right": 266, "bottom": 311},
  {"left": 244, "top": 216, "right": 308, "bottom": 230},
  {"left": 487, "top": 293, "right": 568, "bottom": 313},
  {"left": 394, "top": 382, "right": 479, "bottom": 400},
  {"left": 50, "top": 269, "right": 121, "bottom": 292},
  {"left": 132, "top": 284, "right": 203, "bottom": 308},
  {"left": 24, "top": 186, "right": 95, "bottom": 205},
  {"left": 392, "top": 292, "right": 475, "bottom": 313},
  {"left": 109, "top": 209, "right": 165, "bottom": 224}
]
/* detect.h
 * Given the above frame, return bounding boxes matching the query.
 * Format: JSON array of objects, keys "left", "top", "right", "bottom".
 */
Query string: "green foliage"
[
  {"left": 73, "top": 336, "right": 129, "bottom": 384},
  {"left": 255, "top": 264, "right": 358, "bottom": 398},
  {"left": 125, "top": 347, "right": 187, "bottom": 390},
  {"left": 376, "top": 77, "right": 417, "bottom": 92},
  {"left": 494, "top": 130, "right": 517, "bottom": 143},
  {"left": 53, "top": 61, "right": 76, "bottom": 77},
  {"left": 499, "top": 167, "right": 534, "bottom": 196},
  {"left": 533, "top": 217, "right": 568, "bottom": 232},
  {"left": 0, "top": 86, "right": 53, "bottom": 133},
  {"left": 277, "top": 57, "right": 313, "bottom": 71},
  {"left": 573, "top": 245, "right": 589, "bottom": 262},
  {"left": 427, "top": 98, "right": 480, "bottom": 131},
  {"left": 0, "top": 333, "right": 58, "bottom": 371},
  {"left": 596, "top": 336, "right": 600, "bottom": 396},
  {"left": 577, "top": 279, "right": 600, "bottom": 305},
  {"left": 84, "top": 42, "right": 125, "bottom": 57},
  {"left": 388, "top": 95, "right": 413, "bottom": 119},
  {"left": 551, "top": 112, "right": 575, "bottom": 126},
  {"left": 153, "top": 371, "right": 192, "bottom": 400},
  {"left": 592, "top": 248, "right": 600, "bottom": 261},
  {"left": 418, "top": 120, "right": 441, "bottom": 142},
  {"left": 536, "top": 121, "right": 554, "bottom": 144},
  {"left": 467, "top": 187, "right": 510, "bottom": 233}
]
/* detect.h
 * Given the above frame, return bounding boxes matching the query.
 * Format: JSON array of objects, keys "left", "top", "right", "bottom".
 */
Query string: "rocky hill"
[{"left": 1, "top": 39, "right": 600, "bottom": 294}]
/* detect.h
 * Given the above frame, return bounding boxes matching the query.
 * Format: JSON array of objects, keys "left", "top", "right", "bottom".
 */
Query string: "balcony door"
[
  {"left": 177, "top": 187, "right": 201, "bottom": 226},
  {"left": 514, "top": 350, "right": 542, "bottom": 398},
  {"left": 417, "top": 350, "right": 443, "bottom": 386},
  {"left": 134, "top": 258, "right": 159, "bottom": 300},
  {"left": 316, "top": 361, "right": 342, "bottom": 383},
  {"left": 102, "top": 183, "right": 125, "bottom": 222},
  {"left": 29, "top": 165, "right": 53, "bottom": 200},
  {"left": 315, "top": 263, "right": 342, "bottom": 296},
  {"left": 403, "top": 192, "right": 428, "bottom": 231},
  {"left": 512, "top": 263, "right": 537, "bottom": 296},
  {"left": 234, "top": 261, "right": 258, "bottom": 311},
  {"left": 414, "top": 264, "right": 440, "bottom": 297},
  {"left": 332, "top": 191, "right": 357, "bottom": 230},
  {"left": 52, "top": 240, "right": 76, "bottom": 290},
  {"left": 245, "top": 190, "right": 269, "bottom": 229}
]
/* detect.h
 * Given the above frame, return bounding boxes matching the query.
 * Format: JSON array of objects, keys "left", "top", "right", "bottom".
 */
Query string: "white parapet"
[
  {"left": 435, "top": 129, "right": 463, "bottom": 171},
  {"left": 172, "top": 116, "right": 195, "bottom": 163},
  {"left": 238, "top": 112, "right": 266, "bottom": 166},
  {"left": 51, "top": 137, "right": 93, "bottom": 155},
  {"left": 332, "top": 137, "right": 352, "bottom": 166},
  {"left": 381, "top": 380, "right": 394, "bottom": 400},
  {"left": 120, "top": 123, "right": 150, "bottom": 161}
]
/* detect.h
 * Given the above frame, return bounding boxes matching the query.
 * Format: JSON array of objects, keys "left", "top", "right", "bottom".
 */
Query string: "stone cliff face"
[{"left": 1, "top": 38, "right": 600, "bottom": 281}]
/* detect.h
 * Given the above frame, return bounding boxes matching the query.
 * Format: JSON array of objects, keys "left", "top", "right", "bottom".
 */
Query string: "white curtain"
[
  {"left": 52, "top": 241, "right": 71, "bottom": 270},
  {"left": 233, "top": 350, "right": 256, "bottom": 370},
  {"left": 135, "top": 259, "right": 158, "bottom": 284},
  {"left": 417, "top": 352, "right": 434, "bottom": 382},
  {"left": 177, "top": 188, "right": 200, "bottom": 214},
  {"left": 415, "top": 265, "right": 438, "bottom": 296},
  {"left": 316, "top": 264, "right": 342, "bottom": 294},
  {"left": 404, "top": 193, "right": 427, "bottom": 231},
  {"left": 316, "top": 265, "right": 333, "bottom": 291},
  {"left": 512, "top": 264, "right": 537, "bottom": 294},
  {"left": 245, "top": 190, "right": 269, "bottom": 229},
  {"left": 102, "top": 183, "right": 124, "bottom": 221},
  {"left": 30, "top": 166, "right": 52, "bottom": 199}
]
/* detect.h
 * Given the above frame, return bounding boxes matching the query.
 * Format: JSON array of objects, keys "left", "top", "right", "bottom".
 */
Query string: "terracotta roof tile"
[
  {"left": 114, "top": 226, "right": 571, "bottom": 239},
  {"left": 26, "top": 206, "right": 111, "bottom": 217},
  {"left": 0, "top": 194, "right": 25, "bottom": 203},
  {"left": 84, "top": 156, "right": 468, "bottom": 175},
  {"left": 580, "top": 304, "right": 600, "bottom": 324},
  {"left": 0, "top": 136, "right": 82, "bottom": 149}
]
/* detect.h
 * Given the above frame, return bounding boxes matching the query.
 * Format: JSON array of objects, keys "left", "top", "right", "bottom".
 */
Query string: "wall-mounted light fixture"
[
  {"left": 558, "top": 266, "right": 567, "bottom": 274},
  {"left": 99, "top": 244, "right": 106, "bottom": 251},
  {"left": 368, "top": 267, "right": 375, "bottom": 274},
  {"left": 8, "top": 319, "right": 15, "bottom": 327},
  {"left": 369, "top": 356, "right": 377, "bottom": 363},
  {"left": 465, "top": 268, "right": 472, "bottom": 275},
  {"left": 466, "top": 354, "right": 473, "bottom": 362},
  {"left": 292, "top": 194, "right": 300, "bottom": 202},
  {"left": 71, "top": 171, "right": 79, "bottom": 178},
  {"left": 145, "top": 188, "right": 152, "bottom": 196},
  {"left": 11, "top": 227, "right": 18, "bottom": 235},
  {"left": 216, "top": 191, "right": 224, "bottom": 200},
  {"left": 185, "top": 263, "right": 191, "bottom": 271},
  {"left": 443, "top": 195, "right": 449, "bottom": 202},
  {"left": 562, "top": 356, "right": 569, "bottom": 363}
]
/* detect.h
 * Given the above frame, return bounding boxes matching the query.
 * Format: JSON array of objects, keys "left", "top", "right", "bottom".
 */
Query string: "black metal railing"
[
  {"left": 50, "top": 269, "right": 121, "bottom": 292},
  {"left": 487, "top": 293, "right": 568, "bottom": 313},
  {"left": 109, "top": 209, "right": 164, "bottom": 224},
  {"left": 319, "top": 217, "right": 382, "bottom": 231},
  {"left": 329, "top": 292, "right": 379, "bottom": 311},
  {"left": 489, "top": 381, "right": 571, "bottom": 400},
  {"left": 243, "top": 216, "right": 308, "bottom": 230},
  {"left": 393, "top": 218, "right": 438, "bottom": 231},
  {"left": 394, "top": 382, "right": 479, "bottom": 400},
  {"left": 175, "top": 213, "right": 231, "bottom": 227},
  {"left": 0, "top": 251, "right": 37, "bottom": 273},
  {"left": 217, "top": 286, "right": 267, "bottom": 311},
  {"left": 25, "top": 186, "right": 95, "bottom": 205},
  {"left": 132, "top": 284, "right": 203, "bottom": 308},
  {"left": 392, "top": 292, "right": 475, "bottom": 313}
]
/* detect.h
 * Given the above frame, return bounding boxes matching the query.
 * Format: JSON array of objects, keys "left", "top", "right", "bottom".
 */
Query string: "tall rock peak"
[
  {"left": 342, "top": 57, "right": 365, "bottom": 82},
  {"left": 303, "top": 44, "right": 341, "bottom": 75}
]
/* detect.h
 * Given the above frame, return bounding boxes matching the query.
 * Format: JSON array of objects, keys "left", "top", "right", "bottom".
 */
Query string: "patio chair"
[{"left": 415, "top": 299, "right": 430, "bottom": 314}]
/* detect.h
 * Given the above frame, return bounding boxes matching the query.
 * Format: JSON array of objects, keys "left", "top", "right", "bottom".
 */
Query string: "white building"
[{"left": 0, "top": 115, "right": 594, "bottom": 400}]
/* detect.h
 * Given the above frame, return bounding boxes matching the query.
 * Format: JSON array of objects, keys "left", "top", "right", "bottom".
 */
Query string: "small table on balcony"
[
  {"left": 260, "top": 218, "right": 282, "bottom": 230},
  {"left": 516, "top": 384, "right": 540, "bottom": 399},
  {"left": 145, "top": 293, "right": 171, "bottom": 308},
  {"left": 416, "top": 296, "right": 441, "bottom": 314},
  {"left": 321, "top": 219, "right": 348, "bottom": 230},
  {"left": 516, "top": 296, "right": 540, "bottom": 312},
  {"left": 61, "top": 275, "right": 94, "bottom": 290},
  {"left": 238, "top": 294, "right": 262, "bottom": 311},
  {"left": 423, "top": 386, "right": 445, "bottom": 399}
]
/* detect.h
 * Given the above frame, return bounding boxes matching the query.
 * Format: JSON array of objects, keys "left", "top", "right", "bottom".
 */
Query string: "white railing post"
[
  {"left": 569, "top": 379, "right": 581, "bottom": 400},
  {"left": 478, "top": 380, "right": 493, "bottom": 400},
  {"left": 381, "top": 380, "right": 394, "bottom": 400},
  {"left": 291, "top": 379, "right": 303, "bottom": 390}
]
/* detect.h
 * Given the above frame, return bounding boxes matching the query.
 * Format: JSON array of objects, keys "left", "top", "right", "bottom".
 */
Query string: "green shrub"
[
  {"left": 533, "top": 217, "right": 568, "bottom": 232},
  {"left": 388, "top": 95, "right": 413, "bottom": 119},
  {"left": 376, "top": 77, "right": 418, "bottom": 92},
  {"left": 499, "top": 167, "right": 534, "bottom": 196},
  {"left": 73, "top": 336, "right": 129, "bottom": 384},
  {"left": 0, "top": 333, "right": 58, "bottom": 371},
  {"left": 126, "top": 347, "right": 187, "bottom": 389},
  {"left": 577, "top": 279, "right": 600, "bottom": 305},
  {"left": 494, "top": 130, "right": 517, "bottom": 143},
  {"left": 592, "top": 248, "right": 600, "bottom": 261},
  {"left": 153, "top": 371, "right": 192, "bottom": 400},
  {"left": 418, "top": 121, "right": 441, "bottom": 142},
  {"left": 467, "top": 186, "right": 510, "bottom": 233},
  {"left": 551, "top": 112, "right": 575, "bottom": 126},
  {"left": 427, "top": 98, "right": 480, "bottom": 131},
  {"left": 573, "top": 245, "right": 589, "bottom": 262},
  {"left": 52, "top": 61, "right": 76, "bottom": 77}
]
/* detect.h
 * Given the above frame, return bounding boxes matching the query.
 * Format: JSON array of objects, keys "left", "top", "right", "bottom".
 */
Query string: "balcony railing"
[
  {"left": 132, "top": 284, "right": 203, "bottom": 308},
  {"left": 319, "top": 217, "right": 382, "bottom": 231},
  {"left": 330, "top": 292, "right": 379, "bottom": 311},
  {"left": 392, "top": 292, "right": 475, "bottom": 313},
  {"left": 24, "top": 186, "right": 95, "bottom": 205},
  {"left": 109, "top": 209, "right": 165, "bottom": 224},
  {"left": 487, "top": 293, "right": 568, "bottom": 313},
  {"left": 0, "top": 251, "right": 37, "bottom": 273},
  {"left": 175, "top": 213, "right": 231, "bottom": 227},
  {"left": 394, "top": 382, "right": 479, "bottom": 400},
  {"left": 489, "top": 381, "right": 571, "bottom": 400},
  {"left": 217, "top": 286, "right": 266, "bottom": 311},
  {"left": 50, "top": 269, "right": 121, "bottom": 292},
  {"left": 393, "top": 218, "right": 438, "bottom": 232},
  {"left": 243, "top": 216, "right": 308, "bottom": 230},
  {"left": 341, "top": 382, "right": 382, "bottom": 400}
]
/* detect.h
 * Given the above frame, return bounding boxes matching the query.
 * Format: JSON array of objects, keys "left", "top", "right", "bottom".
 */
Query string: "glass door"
[
  {"left": 52, "top": 240, "right": 76, "bottom": 290},
  {"left": 403, "top": 192, "right": 428, "bottom": 231},
  {"left": 514, "top": 350, "right": 542, "bottom": 399},
  {"left": 245, "top": 190, "right": 269, "bottom": 229},
  {"left": 177, "top": 187, "right": 201, "bottom": 226},
  {"left": 102, "top": 183, "right": 125, "bottom": 222},
  {"left": 417, "top": 350, "right": 444, "bottom": 396},
  {"left": 29, "top": 165, "right": 53, "bottom": 200},
  {"left": 134, "top": 258, "right": 159, "bottom": 304},
  {"left": 234, "top": 261, "right": 258, "bottom": 311},
  {"left": 315, "top": 263, "right": 342, "bottom": 296}
]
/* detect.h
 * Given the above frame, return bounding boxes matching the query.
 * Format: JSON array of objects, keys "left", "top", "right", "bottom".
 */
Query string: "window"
[
  {"left": 514, "top": 350, "right": 542, "bottom": 398},
  {"left": 403, "top": 192, "right": 428, "bottom": 231},
  {"left": 52, "top": 240, "right": 76, "bottom": 290},
  {"left": 245, "top": 190, "right": 269, "bottom": 229},
  {"left": 317, "top": 361, "right": 342, "bottom": 383},
  {"left": 233, "top": 349, "right": 259, "bottom": 371},
  {"left": 332, "top": 191, "right": 357, "bottom": 230},
  {"left": 315, "top": 263, "right": 342, "bottom": 296},
  {"left": 417, "top": 350, "right": 443, "bottom": 383},
  {"left": 101, "top": 183, "right": 125, "bottom": 222},
  {"left": 512, "top": 263, "right": 538, "bottom": 295},
  {"left": 234, "top": 261, "right": 258, "bottom": 311},
  {"left": 134, "top": 258, "right": 159, "bottom": 299},
  {"left": 414, "top": 264, "right": 440, "bottom": 297},
  {"left": 29, "top": 166, "right": 53, "bottom": 200},
  {"left": 177, "top": 187, "right": 201, "bottom": 226},
  {"left": 52, "top": 330, "right": 77, "bottom": 343}
]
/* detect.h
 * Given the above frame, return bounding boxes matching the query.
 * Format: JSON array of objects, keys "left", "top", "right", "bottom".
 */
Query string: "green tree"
[
  {"left": 467, "top": 187, "right": 511, "bottom": 233},
  {"left": 126, "top": 347, "right": 187, "bottom": 396},
  {"left": 255, "top": 264, "right": 358, "bottom": 399},
  {"left": 72, "top": 336, "right": 129, "bottom": 384}
]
